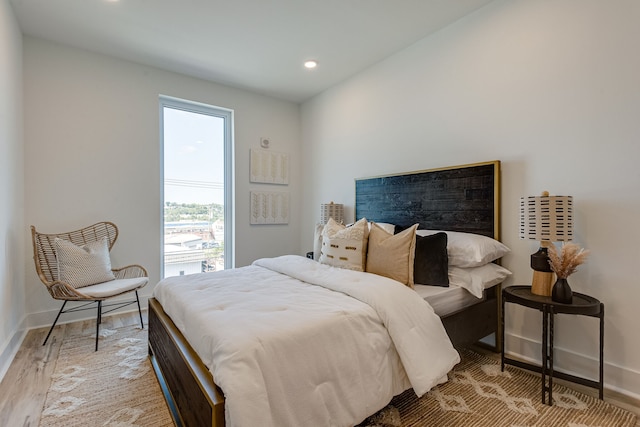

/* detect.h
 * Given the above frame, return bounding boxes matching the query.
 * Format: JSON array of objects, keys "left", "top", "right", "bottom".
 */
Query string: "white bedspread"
[{"left": 154, "top": 255, "right": 459, "bottom": 427}]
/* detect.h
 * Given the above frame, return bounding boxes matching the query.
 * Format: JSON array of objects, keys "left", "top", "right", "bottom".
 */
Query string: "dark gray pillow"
[{"left": 413, "top": 232, "right": 449, "bottom": 286}]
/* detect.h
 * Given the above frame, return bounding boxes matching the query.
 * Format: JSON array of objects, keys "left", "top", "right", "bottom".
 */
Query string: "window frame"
[{"left": 159, "top": 95, "right": 234, "bottom": 277}]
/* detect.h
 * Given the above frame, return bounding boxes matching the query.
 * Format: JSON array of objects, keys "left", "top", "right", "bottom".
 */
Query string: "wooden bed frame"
[
  {"left": 355, "top": 160, "right": 502, "bottom": 350},
  {"left": 149, "top": 160, "right": 503, "bottom": 427}
]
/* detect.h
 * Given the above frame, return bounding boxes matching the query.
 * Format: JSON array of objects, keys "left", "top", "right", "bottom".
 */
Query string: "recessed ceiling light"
[{"left": 304, "top": 60, "right": 318, "bottom": 69}]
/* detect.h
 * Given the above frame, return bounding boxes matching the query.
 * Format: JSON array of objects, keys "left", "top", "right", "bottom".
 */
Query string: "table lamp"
[
  {"left": 519, "top": 192, "right": 573, "bottom": 296},
  {"left": 320, "top": 202, "right": 344, "bottom": 225}
]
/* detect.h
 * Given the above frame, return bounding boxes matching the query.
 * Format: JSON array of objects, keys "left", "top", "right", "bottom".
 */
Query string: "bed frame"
[
  {"left": 355, "top": 160, "right": 502, "bottom": 350},
  {"left": 149, "top": 160, "right": 503, "bottom": 427}
]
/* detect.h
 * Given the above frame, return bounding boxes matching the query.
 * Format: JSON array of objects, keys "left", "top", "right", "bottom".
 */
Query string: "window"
[{"left": 160, "top": 96, "right": 233, "bottom": 278}]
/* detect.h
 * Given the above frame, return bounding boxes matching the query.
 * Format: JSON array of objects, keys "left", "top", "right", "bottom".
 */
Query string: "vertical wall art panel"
[
  {"left": 250, "top": 191, "right": 290, "bottom": 224},
  {"left": 250, "top": 149, "right": 289, "bottom": 184}
]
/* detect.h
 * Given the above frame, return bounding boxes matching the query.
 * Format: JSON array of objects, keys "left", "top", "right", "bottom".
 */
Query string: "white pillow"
[
  {"left": 319, "top": 218, "right": 369, "bottom": 271},
  {"left": 348, "top": 221, "right": 396, "bottom": 234},
  {"left": 313, "top": 223, "right": 324, "bottom": 261},
  {"left": 449, "top": 263, "right": 512, "bottom": 298},
  {"left": 417, "top": 229, "right": 510, "bottom": 268},
  {"left": 369, "top": 222, "right": 396, "bottom": 234},
  {"left": 55, "top": 237, "right": 116, "bottom": 288}
]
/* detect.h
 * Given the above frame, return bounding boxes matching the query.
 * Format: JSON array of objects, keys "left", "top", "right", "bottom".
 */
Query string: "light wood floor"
[
  {"left": 1, "top": 311, "right": 638, "bottom": 426},
  {"left": 0, "top": 310, "right": 148, "bottom": 427}
]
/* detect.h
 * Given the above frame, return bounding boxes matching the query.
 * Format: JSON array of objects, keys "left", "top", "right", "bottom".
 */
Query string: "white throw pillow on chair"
[{"left": 55, "top": 237, "right": 116, "bottom": 288}]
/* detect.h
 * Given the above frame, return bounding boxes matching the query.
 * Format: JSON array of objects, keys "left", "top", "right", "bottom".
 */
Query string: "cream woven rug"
[
  {"left": 361, "top": 350, "right": 637, "bottom": 427},
  {"left": 39, "top": 327, "right": 636, "bottom": 427},
  {"left": 39, "top": 325, "right": 173, "bottom": 427}
]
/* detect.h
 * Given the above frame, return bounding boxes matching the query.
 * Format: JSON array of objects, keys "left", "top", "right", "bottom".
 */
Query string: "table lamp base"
[{"left": 531, "top": 270, "right": 554, "bottom": 296}]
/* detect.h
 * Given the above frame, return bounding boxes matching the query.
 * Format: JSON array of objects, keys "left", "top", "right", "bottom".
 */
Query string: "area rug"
[
  {"left": 39, "top": 325, "right": 173, "bottom": 427},
  {"left": 39, "top": 329, "right": 636, "bottom": 427},
  {"left": 361, "top": 350, "right": 637, "bottom": 427}
]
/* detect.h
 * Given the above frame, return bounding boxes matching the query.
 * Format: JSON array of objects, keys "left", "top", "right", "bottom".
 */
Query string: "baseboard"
[
  {"left": 0, "top": 321, "right": 27, "bottom": 383},
  {"left": 505, "top": 332, "right": 640, "bottom": 401},
  {"left": 24, "top": 293, "right": 152, "bottom": 330}
]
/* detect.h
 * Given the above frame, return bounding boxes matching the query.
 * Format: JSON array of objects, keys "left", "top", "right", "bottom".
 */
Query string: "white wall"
[
  {"left": 0, "top": 0, "right": 25, "bottom": 378},
  {"left": 23, "top": 37, "right": 302, "bottom": 328},
  {"left": 301, "top": 0, "right": 640, "bottom": 398}
]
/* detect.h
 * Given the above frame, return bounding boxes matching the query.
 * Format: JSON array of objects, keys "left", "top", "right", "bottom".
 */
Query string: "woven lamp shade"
[
  {"left": 519, "top": 195, "right": 573, "bottom": 242},
  {"left": 320, "top": 202, "right": 344, "bottom": 225}
]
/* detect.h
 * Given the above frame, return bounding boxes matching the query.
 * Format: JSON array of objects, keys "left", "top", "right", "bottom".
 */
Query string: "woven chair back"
[{"left": 31, "top": 222, "right": 119, "bottom": 285}]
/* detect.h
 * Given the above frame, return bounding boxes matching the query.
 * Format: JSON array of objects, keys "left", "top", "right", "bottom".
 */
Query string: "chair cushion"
[
  {"left": 79, "top": 277, "right": 148, "bottom": 299},
  {"left": 55, "top": 237, "right": 116, "bottom": 288}
]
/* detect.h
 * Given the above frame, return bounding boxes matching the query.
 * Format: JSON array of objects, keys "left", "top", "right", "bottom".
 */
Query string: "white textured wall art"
[
  {"left": 250, "top": 191, "right": 290, "bottom": 224},
  {"left": 250, "top": 149, "right": 289, "bottom": 184}
]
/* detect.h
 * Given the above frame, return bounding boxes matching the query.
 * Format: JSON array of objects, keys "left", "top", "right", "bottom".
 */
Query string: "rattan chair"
[{"left": 31, "top": 221, "right": 148, "bottom": 351}]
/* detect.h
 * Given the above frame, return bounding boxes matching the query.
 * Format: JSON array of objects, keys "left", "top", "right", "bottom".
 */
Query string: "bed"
[
  {"left": 354, "top": 160, "right": 504, "bottom": 349},
  {"left": 148, "top": 160, "right": 505, "bottom": 427}
]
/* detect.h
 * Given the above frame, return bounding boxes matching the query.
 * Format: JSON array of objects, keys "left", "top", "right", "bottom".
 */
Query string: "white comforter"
[{"left": 154, "top": 255, "right": 459, "bottom": 427}]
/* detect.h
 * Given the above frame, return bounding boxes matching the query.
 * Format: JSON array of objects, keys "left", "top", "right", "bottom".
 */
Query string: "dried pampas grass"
[{"left": 547, "top": 242, "right": 590, "bottom": 279}]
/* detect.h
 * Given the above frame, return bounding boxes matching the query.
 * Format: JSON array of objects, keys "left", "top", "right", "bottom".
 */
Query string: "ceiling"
[{"left": 10, "top": 0, "right": 494, "bottom": 103}]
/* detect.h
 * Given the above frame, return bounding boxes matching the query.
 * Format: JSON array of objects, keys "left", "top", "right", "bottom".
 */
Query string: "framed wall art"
[
  {"left": 250, "top": 149, "right": 289, "bottom": 184},
  {"left": 250, "top": 191, "right": 290, "bottom": 224}
]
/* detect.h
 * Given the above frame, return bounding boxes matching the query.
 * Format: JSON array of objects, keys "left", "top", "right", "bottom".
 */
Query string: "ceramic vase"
[{"left": 551, "top": 277, "right": 573, "bottom": 304}]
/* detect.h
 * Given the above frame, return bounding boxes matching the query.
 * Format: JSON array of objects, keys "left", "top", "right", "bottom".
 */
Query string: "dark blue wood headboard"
[{"left": 355, "top": 161, "right": 501, "bottom": 239}]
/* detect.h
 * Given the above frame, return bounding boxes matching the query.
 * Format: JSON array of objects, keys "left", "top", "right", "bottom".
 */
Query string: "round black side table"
[{"left": 501, "top": 285, "right": 604, "bottom": 405}]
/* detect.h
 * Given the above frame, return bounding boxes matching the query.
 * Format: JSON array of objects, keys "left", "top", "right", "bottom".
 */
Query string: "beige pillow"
[
  {"left": 55, "top": 237, "right": 116, "bottom": 288},
  {"left": 366, "top": 223, "right": 418, "bottom": 287},
  {"left": 319, "top": 217, "right": 369, "bottom": 271}
]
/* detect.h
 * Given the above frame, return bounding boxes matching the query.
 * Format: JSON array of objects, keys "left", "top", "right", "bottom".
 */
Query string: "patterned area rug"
[
  {"left": 39, "top": 329, "right": 636, "bottom": 427},
  {"left": 361, "top": 350, "right": 637, "bottom": 427},
  {"left": 39, "top": 325, "right": 173, "bottom": 427}
]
